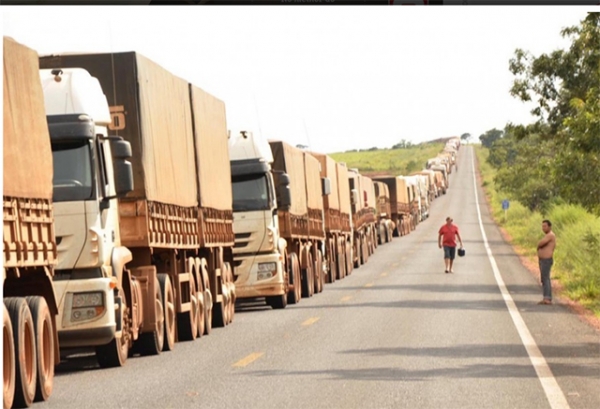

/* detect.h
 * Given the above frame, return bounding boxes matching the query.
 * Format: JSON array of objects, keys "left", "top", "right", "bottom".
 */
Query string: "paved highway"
[{"left": 40, "top": 147, "right": 600, "bottom": 409}]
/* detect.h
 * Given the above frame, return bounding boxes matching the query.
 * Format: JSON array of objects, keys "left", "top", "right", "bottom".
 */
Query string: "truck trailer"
[
  {"left": 3, "top": 37, "right": 59, "bottom": 409},
  {"left": 39, "top": 51, "right": 235, "bottom": 367}
]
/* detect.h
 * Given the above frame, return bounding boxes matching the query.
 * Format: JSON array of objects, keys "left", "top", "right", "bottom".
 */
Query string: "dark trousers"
[{"left": 539, "top": 258, "right": 553, "bottom": 300}]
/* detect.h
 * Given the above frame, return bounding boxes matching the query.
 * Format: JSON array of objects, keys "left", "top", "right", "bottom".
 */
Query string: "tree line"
[{"left": 481, "top": 12, "right": 599, "bottom": 216}]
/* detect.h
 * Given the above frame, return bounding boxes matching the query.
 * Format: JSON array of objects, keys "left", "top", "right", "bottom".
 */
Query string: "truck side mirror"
[
  {"left": 277, "top": 186, "right": 291, "bottom": 210},
  {"left": 350, "top": 189, "right": 359, "bottom": 205},
  {"left": 321, "top": 177, "right": 331, "bottom": 196},
  {"left": 110, "top": 139, "right": 134, "bottom": 197},
  {"left": 278, "top": 173, "right": 291, "bottom": 187}
]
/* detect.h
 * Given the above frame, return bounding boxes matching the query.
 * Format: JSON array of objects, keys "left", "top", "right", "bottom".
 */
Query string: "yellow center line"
[
  {"left": 340, "top": 295, "right": 353, "bottom": 302},
  {"left": 392, "top": 262, "right": 400, "bottom": 267},
  {"left": 232, "top": 352, "right": 264, "bottom": 368},
  {"left": 364, "top": 282, "right": 374, "bottom": 288},
  {"left": 380, "top": 272, "right": 389, "bottom": 277},
  {"left": 302, "top": 317, "right": 320, "bottom": 326}
]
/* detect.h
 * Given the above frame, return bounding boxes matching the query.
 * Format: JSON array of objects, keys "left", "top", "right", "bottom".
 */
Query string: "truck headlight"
[
  {"left": 72, "top": 291, "right": 104, "bottom": 307},
  {"left": 256, "top": 262, "right": 277, "bottom": 281},
  {"left": 71, "top": 292, "right": 105, "bottom": 322}
]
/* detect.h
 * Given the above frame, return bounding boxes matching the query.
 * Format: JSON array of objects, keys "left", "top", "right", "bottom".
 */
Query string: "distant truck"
[
  {"left": 39, "top": 51, "right": 235, "bottom": 367},
  {"left": 373, "top": 182, "right": 395, "bottom": 245},
  {"left": 309, "top": 153, "right": 354, "bottom": 282},
  {"left": 230, "top": 134, "right": 331, "bottom": 309},
  {"left": 347, "top": 170, "right": 377, "bottom": 267},
  {"left": 3, "top": 36, "right": 60, "bottom": 409},
  {"left": 269, "top": 141, "right": 329, "bottom": 298}
]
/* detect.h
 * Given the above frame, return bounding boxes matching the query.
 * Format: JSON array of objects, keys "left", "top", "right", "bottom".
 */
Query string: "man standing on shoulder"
[
  {"left": 438, "top": 217, "right": 463, "bottom": 274},
  {"left": 537, "top": 219, "right": 556, "bottom": 305}
]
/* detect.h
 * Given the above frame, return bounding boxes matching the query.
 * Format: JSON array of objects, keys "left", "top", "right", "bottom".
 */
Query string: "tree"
[
  {"left": 460, "top": 133, "right": 471, "bottom": 143},
  {"left": 392, "top": 139, "right": 413, "bottom": 149},
  {"left": 506, "top": 12, "right": 600, "bottom": 214},
  {"left": 479, "top": 128, "right": 504, "bottom": 148}
]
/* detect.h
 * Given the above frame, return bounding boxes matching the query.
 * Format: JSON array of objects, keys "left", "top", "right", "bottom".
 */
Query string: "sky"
[{"left": 2, "top": 6, "right": 593, "bottom": 154}]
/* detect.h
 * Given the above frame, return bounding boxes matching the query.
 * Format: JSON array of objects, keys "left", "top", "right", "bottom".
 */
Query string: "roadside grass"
[
  {"left": 475, "top": 146, "right": 600, "bottom": 317},
  {"left": 329, "top": 144, "right": 443, "bottom": 176}
]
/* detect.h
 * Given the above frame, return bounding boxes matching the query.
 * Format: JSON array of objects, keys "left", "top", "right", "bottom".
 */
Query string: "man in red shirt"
[{"left": 438, "top": 217, "right": 463, "bottom": 273}]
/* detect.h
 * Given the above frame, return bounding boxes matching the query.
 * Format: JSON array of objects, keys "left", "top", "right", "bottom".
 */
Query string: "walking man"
[
  {"left": 537, "top": 219, "right": 556, "bottom": 305},
  {"left": 438, "top": 217, "right": 463, "bottom": 273}
]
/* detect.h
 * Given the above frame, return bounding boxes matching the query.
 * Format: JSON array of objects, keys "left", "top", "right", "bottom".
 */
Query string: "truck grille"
[{"left": 234, "top": 232, "right": 252, "bottom": 249}]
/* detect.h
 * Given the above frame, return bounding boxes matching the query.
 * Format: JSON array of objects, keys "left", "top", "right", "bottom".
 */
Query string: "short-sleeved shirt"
[{"left": 439, "top": 224, "right": 459, "bottom": 247}]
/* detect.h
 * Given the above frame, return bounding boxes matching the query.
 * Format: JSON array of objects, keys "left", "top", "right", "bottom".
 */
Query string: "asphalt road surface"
[{"left": 40, "top": 147, "right": 600, "bottom": 409}]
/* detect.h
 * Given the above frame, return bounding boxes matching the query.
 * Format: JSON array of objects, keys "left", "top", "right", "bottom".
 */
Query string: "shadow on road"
[{"left": 245, "top": 360, "right": 599, "bottom": 381}]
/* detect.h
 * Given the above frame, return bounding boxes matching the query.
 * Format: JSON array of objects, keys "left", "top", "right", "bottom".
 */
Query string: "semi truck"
[
  {"left": 229, "top": 133, "right": 334, "bottom": 308},
  {"left": 308, "top": 153, "right": 353, "bottom": 282},
  {"left": 269, "top": 141, "right": 329, "bottom": 299},
  {"left": 373, "top": 182, "right": 395, "bottom": 245},
  {"left": 347, "top": 170, "right": 376, "bottom": 268},
  {"left": 3, "top": 36, "right": 60, "bottom": 409},
  {"left": 39, "top": 51, "right": 235, "bottom": 366},
  {"left": 228, "top": 131, "right": 293, "bottom": 308}
]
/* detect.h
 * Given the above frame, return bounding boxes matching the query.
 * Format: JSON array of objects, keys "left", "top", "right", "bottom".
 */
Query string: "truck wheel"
[
  {"left": 96, "top": 289, "right": 129, "bottom": 368},
  {"left": 157, "top": 274, "right": 176, "bottom": 351},
  {"left": 337, "top": 246, "right": 346, "bottom": 280},
  {"left": 24, "top": 296, "right": 54, "bottom": 402},
  {"left": 225, "top": 263, "right": 235, "bottom": 325},
  {"left": 3, "top": 303, "right": 15, "bottom": 409},
  {"left": 196, "top": 286, "right": 205, "bottom": 338},
  {"left": 199, "top": 260, "right": 212, "bottom": 336},
  {"left": 313, "top": 251, "right": 322, "bottom": 294},
  {"left": 346, "top": 242, "right": 353, "bottom": 275},
  {"left": 135, "top": 277, "right": 164, "bottom": 355},
  {"left": 266, "top": 294, "right": 287, "bottom": 310},
  {"left": 212, "top": 300, "right": 227, "bottom": 328},
  {"left": 287, "top": 253, "right": 301, "bottom": 305},
  {"left": 177, "top": 273, "right": 198, "bottom": 342},
  {"left": 5, "top": 297, "right": 36, "bottom": 408},
  {"left": 301, "top": 253, "right": 314, "bottom": 299}
]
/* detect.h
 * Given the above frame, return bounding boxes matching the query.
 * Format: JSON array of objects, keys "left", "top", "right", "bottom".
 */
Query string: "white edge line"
[{"left": 470, "top": 147, "right": 570, "bottom": 409}]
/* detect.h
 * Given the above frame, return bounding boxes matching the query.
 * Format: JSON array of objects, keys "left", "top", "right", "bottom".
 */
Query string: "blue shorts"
[{"left": 443, "top": 246, "right": 456, "bottom": 260}]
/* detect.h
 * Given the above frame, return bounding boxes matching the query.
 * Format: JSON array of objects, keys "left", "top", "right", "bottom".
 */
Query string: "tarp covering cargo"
[
  {"left": 310, "top": 153, "right": 339, "bottom": 211},
  {"left": 3, "top": 37, "right": 53, "bottom": 199},
  {"left": 397, "top": 177, "right": 411, "bottom": 204},
  {"left": 190, "top": 85, "right": 232, "bottom": 211},
  {"left": 336, "top": 163, "right": 351, "bottom": 215},
  {"left": 362, "top": 176, "right": 376, "bottom": 210},
  {"left": 304, "top": 152, "right": 324, "bottom": 212},
  {"left": 269, "top": 141, "right": 308, "bottom": 217},
  {"left": 39, "top": 52, "right": 198, "bottom": 207}
]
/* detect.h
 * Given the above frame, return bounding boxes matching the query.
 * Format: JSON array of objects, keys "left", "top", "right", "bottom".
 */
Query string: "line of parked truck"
[{"left": 2, "top": 36, "right": 461, "bottom": 409}]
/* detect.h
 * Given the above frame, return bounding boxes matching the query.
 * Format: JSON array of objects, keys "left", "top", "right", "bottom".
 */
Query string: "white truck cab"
[
  {"left": 40, "top": 68, "right": 134, "bottom": 364},
  {"left": 228, "top": 130, "right": 290, "bottom": 309}
]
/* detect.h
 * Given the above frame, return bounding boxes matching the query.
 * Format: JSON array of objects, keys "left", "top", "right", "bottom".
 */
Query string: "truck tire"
[
  {"left": 177, "top": 273, "right": 198, "bottom": 342},
  {"left": 346, "top": 242, "right": 353, "bottom": 276},
  {"left": 24, "top": 296, "right": 54, "bottom": 402},
  {"left": 199, "top": 260, "right": 212, "bottom": 336},
  {"left": 266, "top": 293, "right": 287, "bottom": 310},
  {"left": 212, "top": 267, "right": 227, "bottom": 328},
  {"left": 157, "top": 274, "right": 176, "bottom": 352},
  {"left": 5, "top": 297, "right": 36, "bottom": 408},
  {"left": 287, "top": 253, "right": 301, "bottom": 305},
  {"left": 196, "top": 285, "right": 205, "bottom": 339},
  {"left": 224, "top": 263, "right": 235, "bottom": 325},
  {"left": 337, "top": 245, "right": 346, "bottom": 280},
  {"left": 301, "top": 253, "right": 314, "bottom": 299},
  {"left": 3, "top": 303, "right": 15, "bottom": 409},
  {"left": 313, "top": 251, "right": 323, "bottom": 294},
  {"left": 135, "top": 277, "right": 164, "bottom": 355},
  {"left": 96, "top": 289, "right": 129, "bottom": 368}
]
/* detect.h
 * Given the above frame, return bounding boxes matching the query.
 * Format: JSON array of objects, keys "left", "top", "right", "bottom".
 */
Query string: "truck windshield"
[
  {"left": 52, "top": 141, "right": 94, "bottom": 202},
  {"left": 232, "top": 174, "right": 270, "bottom": 211}
]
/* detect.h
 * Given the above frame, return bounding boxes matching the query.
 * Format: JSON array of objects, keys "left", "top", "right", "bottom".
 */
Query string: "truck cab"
[
  {"left": 40, "top": 68, "right": 134, "bottom": 362},
  {"left": 228, "top": 130, "right": 290, "bottom": 309}
]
